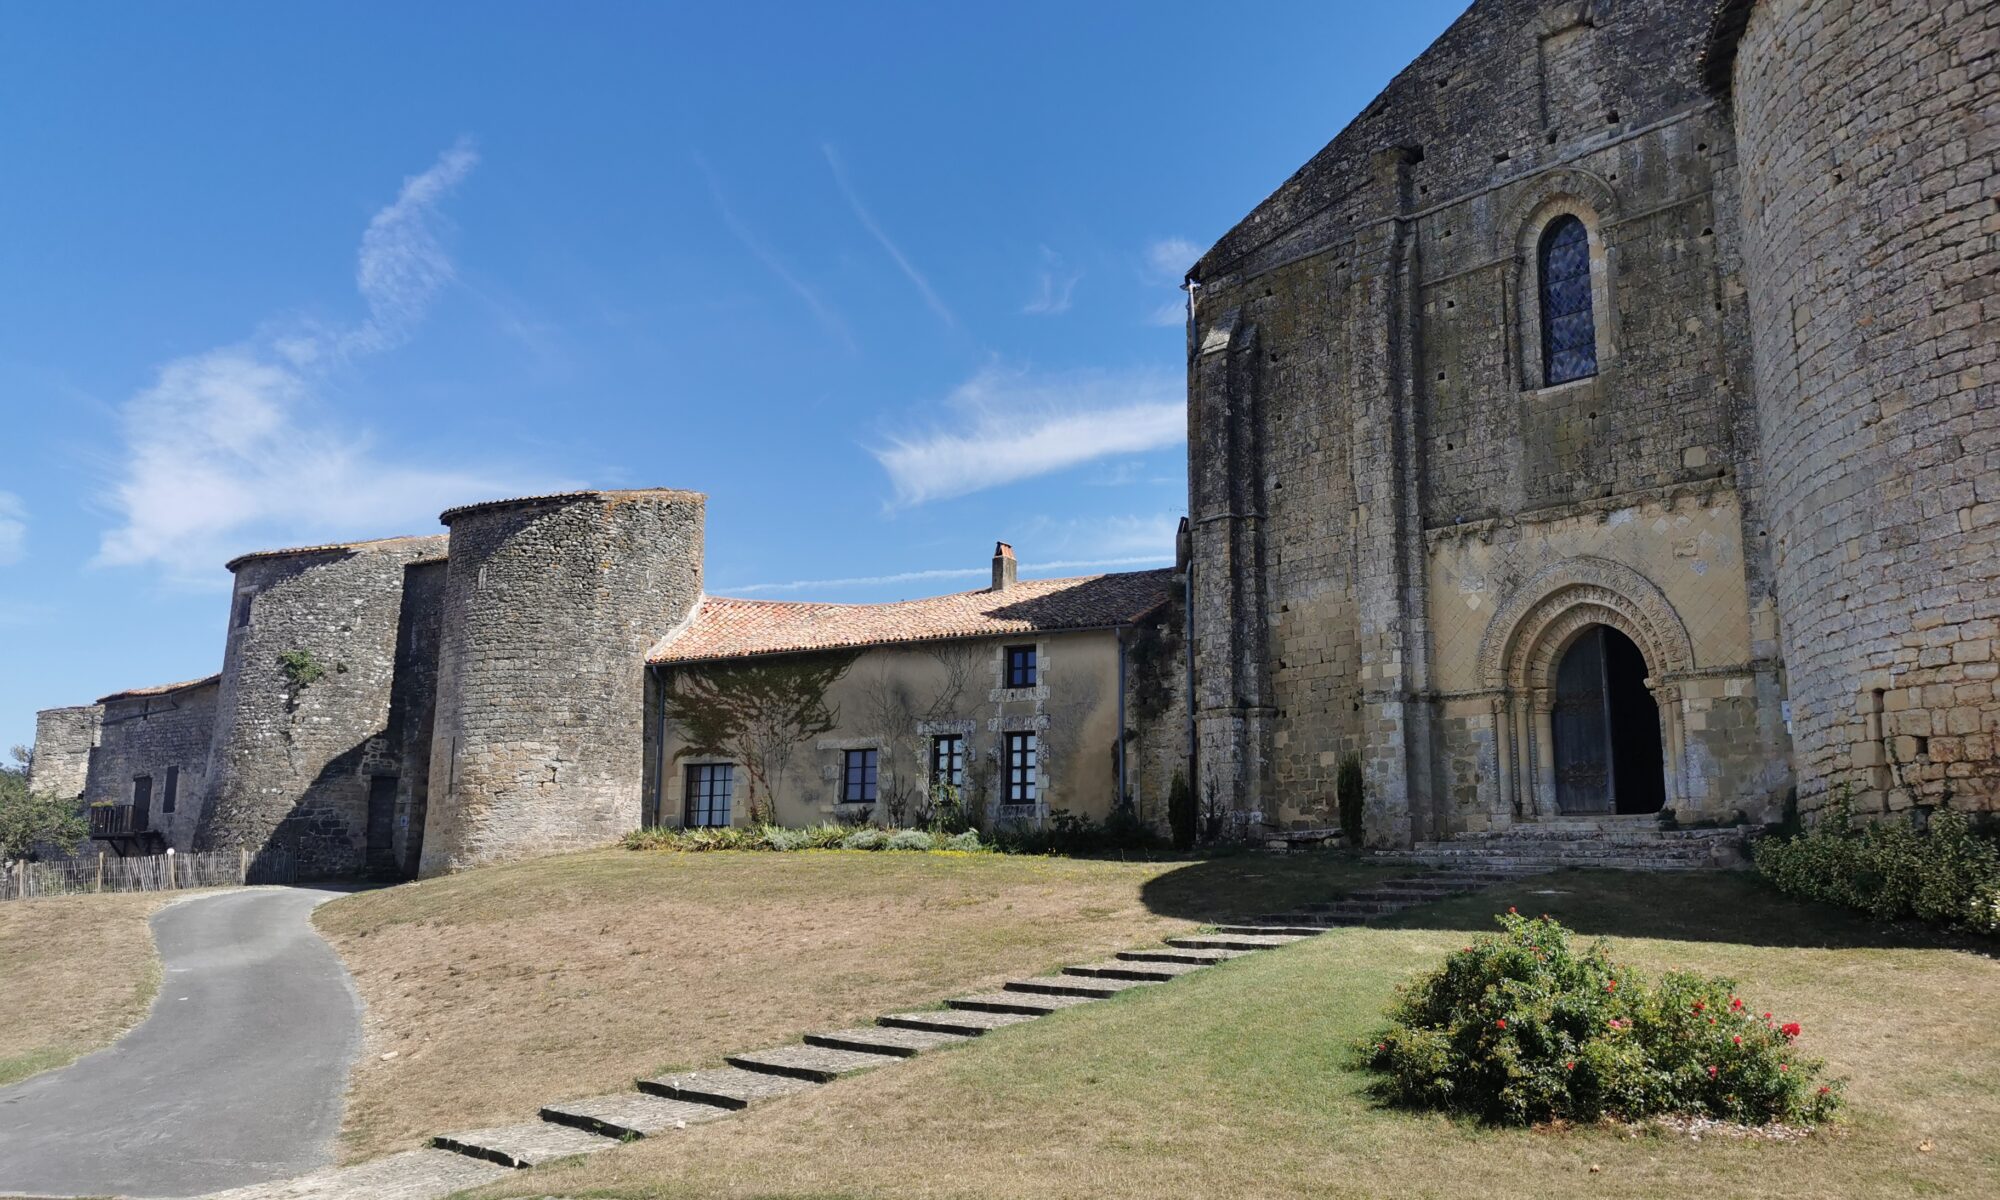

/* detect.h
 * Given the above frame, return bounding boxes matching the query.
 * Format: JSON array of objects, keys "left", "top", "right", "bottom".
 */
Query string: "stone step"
[
  {"left": 431, "top": 1121, "right": 620, "bottom": 1168},
  {"left": 1166, "top": 933, "right": 1307, "bottom": 951},
  {"left": 878, "top": 1008, "right": 1041, "bottom": 1036},
  {"left": 1117, "top": 946, "right": 1252, "bottom": 965},
  {"left": 1210, "top": 924, "right": 1332, "bottom": 938},
  {"left": 638, "top": 1066, "right": 819, "bottom": 1109},
  {"left": 197, "top": 1148, "right": 512, "bottom": 1200},
  {"left": 1248, "top": 914, "right": 1363, "bottom": 928},
  {"left": 539, "top": 1091, "right": 730, "bottom": 1139},
  {"left": 725, "top": 1043, "right": 904, "bottom": 1083},
  {"left": 1063, "top": 958, "right": 1207, "bottom": 981},
  {"left": 1003, "top": 974, "right": 1158, "bottom": 998},
  {"left": 1398, "top": 854, "right": 1724, "bottom": 872},
  {"left": 805, "top": 1025, "right": 972, "bottom": 1057},
  {"left": 945, "top": 990, "right": 1099, "bottom": 1015}
]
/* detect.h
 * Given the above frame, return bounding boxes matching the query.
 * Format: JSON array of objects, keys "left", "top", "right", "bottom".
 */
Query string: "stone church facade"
[{"left": 1185, "top": 0, "right": 1998, "bottom": 843}]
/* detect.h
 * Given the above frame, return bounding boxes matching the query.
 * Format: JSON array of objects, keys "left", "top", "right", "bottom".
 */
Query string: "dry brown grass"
[
  {"left": 0, "top": 891, "right": 166, "bottom": 1087},
  {"left": 471, "top": 871, "right": 2000, "bottom": 1200},
  {"left": 314, "top": 846, "right": 1395, "bottom": 1161}
]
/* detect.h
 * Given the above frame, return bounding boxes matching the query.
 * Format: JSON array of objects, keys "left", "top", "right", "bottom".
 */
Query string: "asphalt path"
[{"left": 0, "top": 886, "right": 362, "bottom": 1198}]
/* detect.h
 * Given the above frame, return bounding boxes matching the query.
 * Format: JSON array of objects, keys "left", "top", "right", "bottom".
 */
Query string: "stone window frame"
[
  {"left": 815, "top": 734, "right": 888, "bottom": 817},
  {"left": 681, "top": 760, "right": 736, "bottom": 829},
  {"left": 663, "top": 755, "right": 736, "bottom": 828},
  {"left": 988, "top": 711, "right": 1054, "bottom": 820},
  {"left": 1505, "top": 169, "right": 1621, "bottom": 394},
  {"left": 989, "top": 638, "right": 1052, "bottom": 704}
]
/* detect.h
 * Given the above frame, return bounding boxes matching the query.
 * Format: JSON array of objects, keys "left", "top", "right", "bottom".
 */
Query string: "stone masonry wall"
[
  {"left": 1187, "top": 0, "right": 1779, "bottom": 842},
  {"left": 27, "top": 705, "right": 101, "bottom": 801},
  {"left": 196, "top": 535, "right": 449, "bottom": 876},
  {"left": 387, "top": 558, "right": 448, "bottom": 878},
  {"left": 85, "top": 683, "right": 219, "bottom": 851},
  {"left": 422, "top": 490, "right": 704, "bottom": 875},
  {"left": 1731, "top": 0, "right": 2000, "bottom": 816}
]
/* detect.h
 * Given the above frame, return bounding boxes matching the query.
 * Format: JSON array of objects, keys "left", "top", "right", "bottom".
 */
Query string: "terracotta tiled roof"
[
  {"left": 97, "top": 674, "right": 222, "bottom": 705},
  {"left": 650, "top": 569, "right": 1176, "bottom": 665}
]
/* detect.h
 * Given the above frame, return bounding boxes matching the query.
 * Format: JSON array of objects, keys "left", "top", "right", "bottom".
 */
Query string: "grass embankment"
[
  {"left": 474, "top": 871, "right": 2000, "bottom": 1200},
  {"left": 0, "top": 892, "right": 166, "bottom": 1087},
  {"left": 314, "top": 846, "right": 1400, "bottom": 1161}
]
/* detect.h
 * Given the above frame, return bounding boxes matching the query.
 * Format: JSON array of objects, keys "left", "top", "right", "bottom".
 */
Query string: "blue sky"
[{"left": 0, "top": 1, "right": 1465, "bottom": 750}]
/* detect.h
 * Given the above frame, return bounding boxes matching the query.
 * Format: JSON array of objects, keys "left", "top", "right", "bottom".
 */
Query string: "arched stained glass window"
[{"left": 1539, "top": 215, "right": 1597, "bottom": 385}]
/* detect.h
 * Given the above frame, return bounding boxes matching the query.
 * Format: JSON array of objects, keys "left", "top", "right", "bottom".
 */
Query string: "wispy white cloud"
[
  {"left": 823, "top": 144, "right": 954, "bottom": 329},
  {"left": 698, "top": 154, "right": 855, "bottom": 351},
  {"left": 1146, "top": 299, "right": 1187, "bottom": 328},
  {"left": 1022, "top": 246, "right": 1080, "bottom": 315},
  {"left": 1144, "top": 236, "right": 1199, "bottom": 282},
  {"left": 871, "top": 363, "right": 1184, "bottom": 507},
  {"left": 0, "top": 493, "right": 25, "bottom": 565},
  {"left": 95, "top": 142, "right": 559, "bottom": 584}
]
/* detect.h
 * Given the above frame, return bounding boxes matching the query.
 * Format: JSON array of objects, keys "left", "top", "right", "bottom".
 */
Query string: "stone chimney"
[{"left": 991, "top": 541, "right": 1017, "bottom": 592}]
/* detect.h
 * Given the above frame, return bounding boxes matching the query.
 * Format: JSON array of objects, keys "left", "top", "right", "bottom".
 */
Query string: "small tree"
[
  {"left": 1167, "top": 768, "right": 1195, "bottom": 850},
  {"left": 0, "top": 745, "right": 87, "bottom": 862},
  {"left": 1337, "top": 752, "right": 1365, "bottom": 846},
  {"left": 665, "top": 652, "right": 858, "bottom": 826}
]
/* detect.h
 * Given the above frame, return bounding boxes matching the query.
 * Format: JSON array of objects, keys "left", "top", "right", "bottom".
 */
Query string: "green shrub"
[
  {"left": 1755, "top": 802, "right": 1999, "bottom": 935},
  {"left": 762, "top": 826, "right": 811, "bottom": 851},
  {"left": 1167, "top": 768, "right": 1196, "bottom": 851},
  {"left": 943, "top": 829, "right": 984, "bottom": 852},
  {"left": 1336, "top": 752, "right": 1365, "bottom": 846},
  {"left": 621, "top": 825, "right": 762, "bottom": 852},
  {"left": 841, "top": 827, "right": 888, "bottom": 851},
  {"left": 992, "top": 806, "right": 1164, "bottom": 856},
  {"left": 1359, "top": 912, "right": 1841, "bottom": 1127},
  {"left": 885, "top": 829, "right": 936, "bottom": 851}
]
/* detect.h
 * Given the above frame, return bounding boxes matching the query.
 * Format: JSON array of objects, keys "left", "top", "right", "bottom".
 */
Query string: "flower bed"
[{"left": 1360, "top": 911, "right": 1841, "bottom": 1126}]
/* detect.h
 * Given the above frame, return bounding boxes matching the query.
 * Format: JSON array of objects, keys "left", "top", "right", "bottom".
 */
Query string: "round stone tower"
[
  {"left": 1718, "top": 0, "right": 1999, "bottom": 816},
  {"left": 419, "top": 489, "right": 704, "bottom": 875},
  {"left": 197, "top": 535, "right": 450, "bottom": 874}
]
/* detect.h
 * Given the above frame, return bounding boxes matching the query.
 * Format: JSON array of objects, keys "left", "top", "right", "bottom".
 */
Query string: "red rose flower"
[
  {"left": 1782, "top": 1022, "right": 1802, "bottom": 1040},
  {"left": 1763, "top": 1012, "right": 1772, "bottom": 1020},
  {"left": 1508, "top": 906, "right": 1518, "bottom": 914},
  {"left": 1566, "top": 1061, "right": 1576, "bottom": 1070},
  {"left": 1708, "top": 1065, "right": 1718, "bottom": 1078},
  {"left": 1496, "top": 1019, "right": 1508, "bottom": 1029},
  {"left": 1779, "top": 1063, "right": 1789, "bottom": 1072},
  {"left": 1733, "top": 1035, "right": 1743, "bottom": 1045},
  {"left": 1693, "top": 1001, "right": 1705, "bottom": 1013}
]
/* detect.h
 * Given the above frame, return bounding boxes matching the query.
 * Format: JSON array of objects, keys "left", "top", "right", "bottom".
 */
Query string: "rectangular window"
[
  {"left": 1004, "top": 732, "right": 1038, "bottom": 804},
  {"left": 232, "top": 592, "right": 254, "bottom": 629},
  {"left": 1006, "top": 644, "right": 1038, "bottom": 688},
  {"left": 131, "top": 775, "right": 153, "bottom": 829},
  {"left": 930, "top": 734, "right": 965, "bottom": 789},
  {"left": 161, "top": 765, "right": 179, "bottom": 815},
  {"left": 842, "top": 749, "right": 879, "bottom": 804},
  {"left": 684, "top": 763, "right": 733, "bottom": 828}
]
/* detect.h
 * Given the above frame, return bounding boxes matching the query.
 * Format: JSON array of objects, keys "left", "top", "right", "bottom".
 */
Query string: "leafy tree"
[
  {"left": 0, "top": 745, "right": 87, "bottom": 862},
  {"left": 665, "top": 652, "right": 859, "bottom": 825}
]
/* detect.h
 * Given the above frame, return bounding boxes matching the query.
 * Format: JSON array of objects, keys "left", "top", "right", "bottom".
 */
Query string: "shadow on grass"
[
  {"left": 1135, "top": 855, "right": 1994, "bottom": 955},
  {"left": 1373, "top": 868, "right": 1998, "bottom": 956},
  {"left": 1132, "top": 849, "right": 1409, "bottom": 924}
]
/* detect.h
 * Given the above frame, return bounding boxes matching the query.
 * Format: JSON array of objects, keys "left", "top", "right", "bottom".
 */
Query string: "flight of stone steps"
[
  {"left": 201, "top": 870, "right": 1506, "bottom": 1200},
  {"left": 1381, "top": 817, "right": 1752, "bottom": 873}
]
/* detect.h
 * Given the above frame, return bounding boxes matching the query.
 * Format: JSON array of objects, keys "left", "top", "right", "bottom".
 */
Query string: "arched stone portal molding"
[
  {"left": 1477, "top": 557, "right": 1695, "bottom": 692},
  {"left": 1474, "top": 557, "right": 1695, "bottom": 819}
]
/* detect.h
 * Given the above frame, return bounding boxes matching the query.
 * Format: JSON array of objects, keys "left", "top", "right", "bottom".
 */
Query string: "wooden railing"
[{"left": 88, "top": 804, "right": 148, "bottom": 838}]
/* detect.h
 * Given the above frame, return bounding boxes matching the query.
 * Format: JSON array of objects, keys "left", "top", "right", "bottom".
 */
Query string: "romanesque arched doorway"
[{"left": 1550, "top": 624, "right": 1667, "bottom": 814}]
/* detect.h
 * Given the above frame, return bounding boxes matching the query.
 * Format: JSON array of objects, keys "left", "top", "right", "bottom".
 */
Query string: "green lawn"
[
  {"left": 468, "top": 870, "right": 2000, "bottom": 1200},
  {"left": 315, "top": 845, "right": 1404, "bottom": 1160}
]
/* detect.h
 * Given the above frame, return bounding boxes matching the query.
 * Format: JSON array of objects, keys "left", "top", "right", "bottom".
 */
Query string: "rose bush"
[{"left": 1359, "top": 911, "right": 1842, "bottom": 1126}]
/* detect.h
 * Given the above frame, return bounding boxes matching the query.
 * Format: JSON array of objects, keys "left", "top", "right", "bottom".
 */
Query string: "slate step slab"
[
  {"left": 806, "top": 1025, "right": 972, "bottom": 1056},
  {"left": 945, "top": 990, "right": 1099, "bottom": 1015},
  {"left": 1003, "top": 974, "right": 1158, "bottom": 998},
  {"left": 1167, "top": 933, "right": 1308, "bottom": 950},
  {"left": 431, "top": 1121, "right": 619, "bottom": 1168},
  {"left": 878, "top": 1007, "right": 1042, "bottom": 1036},
  {"left": 726, "top": 1043, "right": 904, "bottom": 1082},
  {"left": 539, "top": 1091, "right": 730, "bottom": 1139},
  {"left": 1063, "top": 958, "right": 1207, "bottom": 981},
  {"left": 1117, "top": 946, "right": 1251, "bottom": 965},
  {"left": 638, "top": 1066, "right": 820, "bottom": 1109},
  {"left": 197, "top": 1148, "right": 511, "bottom": 1200},
  {"left": 1217, "top": 923, "right": 1336, "bottom": 937}
]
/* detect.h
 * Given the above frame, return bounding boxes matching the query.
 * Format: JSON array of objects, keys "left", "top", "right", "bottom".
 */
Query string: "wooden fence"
[{"left": 0, "top": 847, "right": 297, "bottom": 900}]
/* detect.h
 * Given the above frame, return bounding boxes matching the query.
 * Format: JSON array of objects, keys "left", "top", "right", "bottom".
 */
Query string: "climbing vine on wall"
[{"left": 665, "top": 651, "right": 861, "bottom": 825}]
